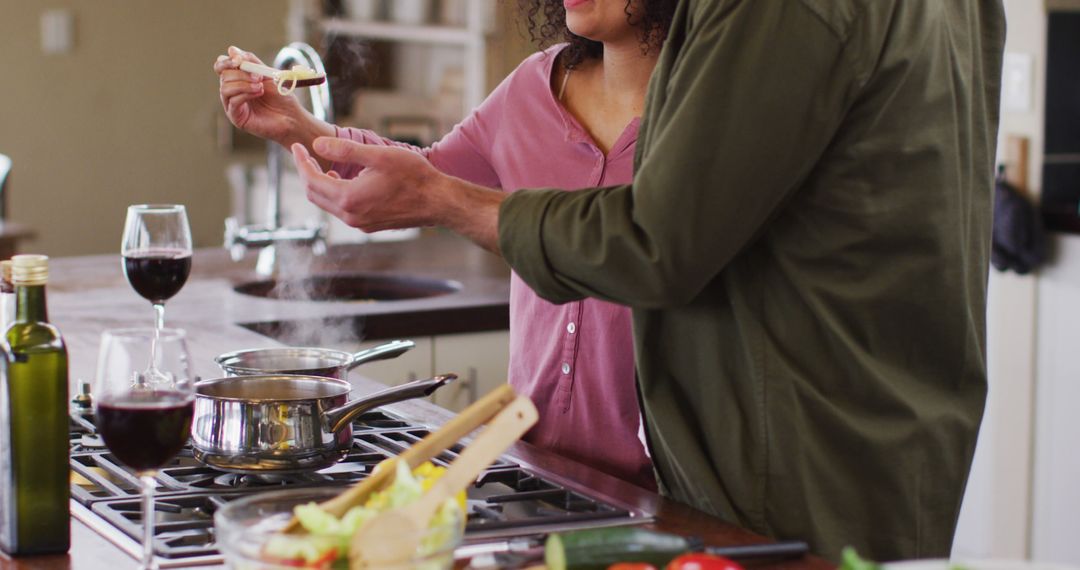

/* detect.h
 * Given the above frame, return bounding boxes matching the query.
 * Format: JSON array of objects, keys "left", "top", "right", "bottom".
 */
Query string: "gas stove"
[{"left": 69, "top": 409, "right": 653, "bottom": 567}]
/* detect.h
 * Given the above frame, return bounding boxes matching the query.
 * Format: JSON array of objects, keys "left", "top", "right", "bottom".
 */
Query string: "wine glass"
[
  {"left": 121, "top": 204, "right": 193, "bottom": 331},
  {"left": 93, "top": 328, "right": 195, "bottom": 570}
]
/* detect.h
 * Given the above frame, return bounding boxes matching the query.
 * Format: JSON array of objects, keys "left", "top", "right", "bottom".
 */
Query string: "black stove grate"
[{"left": 70, "top": 410, "right": 635, "bottom": 562}]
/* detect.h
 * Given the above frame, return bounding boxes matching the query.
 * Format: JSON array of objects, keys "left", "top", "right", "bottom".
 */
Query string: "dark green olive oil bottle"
[{"left": 1, "top": 254, "right": 70, "bottom": 554}]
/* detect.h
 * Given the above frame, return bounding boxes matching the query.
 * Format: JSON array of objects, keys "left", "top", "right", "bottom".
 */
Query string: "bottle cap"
[{"left": 11, "top": 254, "right": 49, "bottom": 286}]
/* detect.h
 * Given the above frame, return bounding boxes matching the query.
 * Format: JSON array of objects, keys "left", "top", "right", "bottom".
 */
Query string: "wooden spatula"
[
  {"left": 349, "top": 395, "right": 539, "bottom": 568},
  {"left": 281, "top": 383, "right": 518, "bottom": 533}
]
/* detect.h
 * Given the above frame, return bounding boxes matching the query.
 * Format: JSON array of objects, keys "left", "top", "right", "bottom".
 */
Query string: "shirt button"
[
  {"left": 567, "top": 322, "right": 576, "bottom": 334},
  {"left": 561, "top": 363, "right": 571, "bottom": 375}
]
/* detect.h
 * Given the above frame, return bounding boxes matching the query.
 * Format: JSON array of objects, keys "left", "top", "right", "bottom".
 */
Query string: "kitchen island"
[{"left": 0, "top": 231, "right": 831, "bottom": 570}]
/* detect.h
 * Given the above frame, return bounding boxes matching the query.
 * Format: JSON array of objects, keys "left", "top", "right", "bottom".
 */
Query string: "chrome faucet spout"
[{"left": 223, "top": 42, "right": 334, "bottom": 277}]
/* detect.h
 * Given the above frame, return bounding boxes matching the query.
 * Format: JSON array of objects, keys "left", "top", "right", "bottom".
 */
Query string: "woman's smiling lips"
[{"left": 564, "top": 0, "right": 591, "bottom": 9}]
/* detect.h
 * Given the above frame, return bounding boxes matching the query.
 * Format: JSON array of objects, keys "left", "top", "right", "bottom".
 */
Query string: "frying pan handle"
[
  {"left": 345, "top": 340, "right": 416, "bottom": 371},
  {"left": 323, "top": 374, "right": 457, "bottom": 433}
]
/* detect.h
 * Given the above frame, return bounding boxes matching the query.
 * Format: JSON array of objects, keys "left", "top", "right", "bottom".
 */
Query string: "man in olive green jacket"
[{"left": 292, "top": 0, "right": 1006, "bottom": 561}]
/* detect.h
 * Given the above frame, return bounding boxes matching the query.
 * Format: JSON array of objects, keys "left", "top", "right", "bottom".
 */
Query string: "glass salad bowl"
[{"left": 214, "top": 487, "right": 464, "bottom": 570}]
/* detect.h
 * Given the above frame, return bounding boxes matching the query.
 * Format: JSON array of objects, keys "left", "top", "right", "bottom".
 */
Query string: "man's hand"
[{"left": 292, "top": 137, "right": 506, "bottom": 253}]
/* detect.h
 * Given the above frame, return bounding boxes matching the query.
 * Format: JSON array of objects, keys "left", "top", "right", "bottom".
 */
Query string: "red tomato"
[
  {"left": 666, "top": 553, "right": 744, "bottom": 570},
  {"left": 306, "top": 549, "right": 338, "bottom": 568},
  {"left": 264, "top": 549, "right": 338, "bottom": 569},
  {"left": 608, "top": 564, "right": 659, "bottom": 570}
]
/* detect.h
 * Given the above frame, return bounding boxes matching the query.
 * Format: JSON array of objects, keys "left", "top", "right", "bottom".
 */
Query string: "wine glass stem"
[
  {"left": 146, "top": 304, "right": 165, "bottom": 379},
  {"left": 139, "top": 474, "right": 158, "bottom": 570},
  {"left": 153, "top": 303, "right": 165, "bottom": 331}
]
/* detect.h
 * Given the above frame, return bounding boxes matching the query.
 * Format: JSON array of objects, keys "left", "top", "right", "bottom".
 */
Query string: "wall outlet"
[
  {"left": 40, "top": 9, "right": 75, "bottom": 55},
  {"left": 1002, "top": 52, "right": 1033, "bottom": 113}
]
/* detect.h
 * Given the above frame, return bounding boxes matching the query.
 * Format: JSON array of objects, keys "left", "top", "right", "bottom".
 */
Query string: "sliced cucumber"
[{"left": 544, "top": 527, "right": 693, "bottom": 570}]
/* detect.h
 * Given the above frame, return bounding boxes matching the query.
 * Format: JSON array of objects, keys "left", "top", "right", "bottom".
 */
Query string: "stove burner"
[{"left": 71, "top": 409, "right": 646, "bottom": 565}]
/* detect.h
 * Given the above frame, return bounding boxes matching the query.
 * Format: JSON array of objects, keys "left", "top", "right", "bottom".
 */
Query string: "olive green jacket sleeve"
[{"left": 499, "top": 1, "right": 860, "bottom": 308}]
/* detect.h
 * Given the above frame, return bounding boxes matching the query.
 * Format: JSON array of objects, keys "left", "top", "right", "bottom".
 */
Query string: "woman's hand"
[{"left": 214, "top": 46, "right": 314, "bottom": 146}]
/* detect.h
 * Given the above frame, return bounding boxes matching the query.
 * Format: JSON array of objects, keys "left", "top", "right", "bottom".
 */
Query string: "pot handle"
[
  {"left": 323, "top": 373, "right": 457, "bottom": 433},
  {"left": 345, "top": 340, "right": 416, "bottom": 371}
]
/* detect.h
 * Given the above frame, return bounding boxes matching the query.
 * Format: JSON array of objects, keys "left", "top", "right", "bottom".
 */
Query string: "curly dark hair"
[{"left": 517, "top": 0, "right": 677, "bottom": 69}]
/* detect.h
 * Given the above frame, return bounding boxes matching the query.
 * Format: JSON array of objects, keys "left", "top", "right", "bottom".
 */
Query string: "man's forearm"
[{"left": 432, "top": 175, "right": 506, "bottom": 255}]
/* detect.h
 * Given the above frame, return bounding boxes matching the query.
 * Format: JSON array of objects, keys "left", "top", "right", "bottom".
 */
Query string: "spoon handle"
[
  {"left": 238, "top": 61, "right": 283, "bottom": 79},
  {"left": 410, "top": 396, "right": 538, "bottom": 520},
  {"left": 282, "top": 383, "right": 517, "bottom": 533},
  {"left": 351, "top": 396, "right": 538, "bottom": 566}
]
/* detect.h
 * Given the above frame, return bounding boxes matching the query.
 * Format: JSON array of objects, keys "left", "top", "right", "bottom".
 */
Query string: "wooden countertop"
[{"left": 0, "top": 231, "right": 832, "bottom": 570}]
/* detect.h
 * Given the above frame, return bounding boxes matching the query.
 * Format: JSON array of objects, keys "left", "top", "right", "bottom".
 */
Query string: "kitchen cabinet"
[
  {"left": 347, "top": 330, "right": 510, "bottom": 412},
  {"left": 430, "top": 330, "right": 510, "bottom": 412}
]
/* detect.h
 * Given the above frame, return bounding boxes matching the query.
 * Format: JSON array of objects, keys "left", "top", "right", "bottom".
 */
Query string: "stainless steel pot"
[
  {"left": 214, "top": 339, "right": 415, "bottom": 380},
  {"left": 190, "top": 373, "right": 455, "bottom": 473}
]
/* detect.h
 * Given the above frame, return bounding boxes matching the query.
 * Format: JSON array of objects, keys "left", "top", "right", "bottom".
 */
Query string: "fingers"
[
  {"left": 220, "top": 77, "right": 264, "bottom": 99},
  {"left": 217, "top": 46, "right": 265, "bottom": 107},
  {"left": 292, "top": 143, "right": 330, "bottom": 182},
  {"left": 293, "top": 143, "right": 348, "bottom": 219},
  {"left": 213, "top": 54, "right": 238, "bottom": 73},
  {"left": 226, "top": 93, "right": 260, "bottom": 118},
  {"left": 228, "top": 46, "right": 263, "bottom": 64},
  {"left": 216, "top": 46, "right": 266, "bottom": 82},
  {"left": 305, "top": 180, "right": 343, "bottom": 220}
]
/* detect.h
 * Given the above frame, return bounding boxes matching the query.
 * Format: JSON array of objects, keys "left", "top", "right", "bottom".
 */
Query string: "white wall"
[
  {"left": 953, "top": 0, "right": 1046, "bottom": 560},
  {"left": 955, "top": 1, "right": 1080, "bottom": 565},
  {"left": 1030, "top": 1, "right": 1080, "bottom": 564},
  {"left": 1032, "top": 237, "right": 1080, "bottom": 564}
]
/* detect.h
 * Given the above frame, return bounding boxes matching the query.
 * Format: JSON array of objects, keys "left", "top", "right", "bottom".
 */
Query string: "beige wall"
[
  {"left": 0, "top": 1, "right": 288, "bottom": 256},
  {"left": 0, "top": 1, "right": 535, "bottom": 257}
]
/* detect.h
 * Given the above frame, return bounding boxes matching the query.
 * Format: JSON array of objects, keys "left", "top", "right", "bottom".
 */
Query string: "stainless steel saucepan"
[
  {"left": 190, "top": 373, "right": 456, "bottom": 473},
  {"left": 214, "top": 339, "right": 415, "bottom": 380}
]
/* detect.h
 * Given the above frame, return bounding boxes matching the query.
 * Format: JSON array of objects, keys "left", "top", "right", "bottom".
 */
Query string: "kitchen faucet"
[{"left": 224, "top": 42, "right": 331, "bottom": 277}]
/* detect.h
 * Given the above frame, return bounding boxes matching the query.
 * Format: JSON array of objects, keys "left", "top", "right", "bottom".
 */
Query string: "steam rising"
[
  {"left": 256, "top": 37, "right": 379, "bottom": 350},
  {"left": 268, "top": 242, "right": 366, "bottom": 350}
]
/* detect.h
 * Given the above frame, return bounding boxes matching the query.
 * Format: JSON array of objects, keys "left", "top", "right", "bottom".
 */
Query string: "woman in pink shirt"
[{"left": 215, "top": 0, "right": 674, "bottom": 489}]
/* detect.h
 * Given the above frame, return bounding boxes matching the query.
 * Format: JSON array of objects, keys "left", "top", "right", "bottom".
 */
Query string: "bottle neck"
[{"left": 15, "top": 284, "right": 48, "bottom": 323}]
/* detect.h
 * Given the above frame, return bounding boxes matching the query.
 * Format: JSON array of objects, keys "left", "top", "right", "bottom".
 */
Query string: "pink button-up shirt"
[{"left": 332, "top": 45, "right": 654, "bottom": 489}]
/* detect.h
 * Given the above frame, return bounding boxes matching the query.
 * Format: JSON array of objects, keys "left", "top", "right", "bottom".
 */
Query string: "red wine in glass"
[
  {"left": 121, "top": 204, "right": 193, "bottom": 332},
  {"left": 96, "top": 392, "right": 194, "bottom": 473},
  {"left": 123, "top": 249, "right": 192, "bottom": 304},
  {"left": 94, "top": 328, "right": 194, "bottom": 570}
]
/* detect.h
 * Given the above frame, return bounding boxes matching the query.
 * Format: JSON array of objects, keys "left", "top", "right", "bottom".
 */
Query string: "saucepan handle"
[
  {"left": 323, "top": 374, "right": 457, "bottom": 433},
  {"left": 345, "top": 340, "right": 416, "bottom": 371}
]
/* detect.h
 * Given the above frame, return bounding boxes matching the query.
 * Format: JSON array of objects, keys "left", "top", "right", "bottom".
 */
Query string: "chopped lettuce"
[
  {"left": 840, "top": 547, "right": 882, "bottom": 570},
  {"left": 262, "top": 461, "right": 463, "bottom": 567},
  {"left": 262, "top": 532, "right": 339, "bottom": 567}
]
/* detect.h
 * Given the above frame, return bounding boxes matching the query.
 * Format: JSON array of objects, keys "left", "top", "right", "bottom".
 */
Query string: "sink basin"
[{"left": 233, "top": 273, "right": 462, "bottom": 302}]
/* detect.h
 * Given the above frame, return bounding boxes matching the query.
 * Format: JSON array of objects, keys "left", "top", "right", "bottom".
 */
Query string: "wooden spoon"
[
  {"left": 349, "top": 395, "right": 538, "bottom": 568},
  {"left": 281, "top": 383, "right": 517, "bottom": 533}
]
